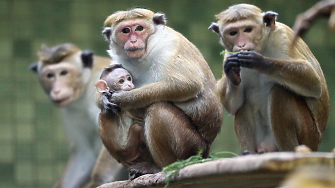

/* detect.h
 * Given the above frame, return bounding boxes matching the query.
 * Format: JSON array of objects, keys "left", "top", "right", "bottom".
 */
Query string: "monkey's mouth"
[
  {"left": 125, "top": 48, "right": 146, "bottom": 59},
  {"left": 126, "top": 47, "right": 145, "bottom": 52}
]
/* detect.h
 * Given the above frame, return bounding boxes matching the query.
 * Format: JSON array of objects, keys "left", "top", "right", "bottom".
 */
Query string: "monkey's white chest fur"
[{"left": 240, "top": 68, "right": 277, "bottom": 149}]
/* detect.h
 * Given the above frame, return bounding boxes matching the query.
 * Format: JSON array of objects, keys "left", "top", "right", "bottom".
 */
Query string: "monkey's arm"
[
  {"left": 111, "top": 73, "right": 203, "bottom": 109},
  {"left": 292, "top": 0, "right": 335, "bottom": 41},
  {"left": 217, "top": 55, "right": 245, "bottom": 114},
  {"left": 237, "top": 51, "right": 322, "bottom": 98},
  {"left": 96, "top": 92, "right": 121, "bottom": 115}
]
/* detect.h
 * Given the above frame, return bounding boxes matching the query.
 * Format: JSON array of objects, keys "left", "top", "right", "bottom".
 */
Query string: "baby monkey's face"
[{"left": 108, "top": 68, "right": 134, "bottom": 91}]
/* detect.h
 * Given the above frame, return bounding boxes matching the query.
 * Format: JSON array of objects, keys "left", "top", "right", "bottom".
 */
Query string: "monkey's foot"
[
  {"left": 240, "top": 150, "right": 252, "bottom": 155},
  {"left": 257, "top": 149, "right": 266, "bottom": 154},
  {"left": 128, "top": 162, "right": 161, "bottom": 180},
  {"left": 129, "top": 169, "right": 145, "bottom": 180},
  {"left": 240, "top": 149, "right": 266, "bottom": 155}
]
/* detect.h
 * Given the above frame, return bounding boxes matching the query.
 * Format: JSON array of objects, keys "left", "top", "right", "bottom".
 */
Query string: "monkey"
[
  {"left": 29, "top": 43, "right": 127, "bottom": 188},
  {"left": 95, "top": 64, "right": 157, "bottom": 179},
  {"left": 95, "top": 64, "right": 134, "bottom": 94},
  {"left": 209, "top": 4, "right": 329, "bottom": 153},
  {"left": 99, "top": 8, "right": 223, "bottom": 177},
  {"left": 292, "top": 0, "right": 335, "bottom": 43}
]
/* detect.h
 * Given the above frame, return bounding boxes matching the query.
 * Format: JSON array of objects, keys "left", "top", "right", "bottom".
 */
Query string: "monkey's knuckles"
[
  {"left": 110, "top": 91, "right": 131, "bottom": 108},
  {"left": 237, "top": 52, "right": 263, "bottom": 68},
  {"left": 224, "top": 61, "right": 240, "bottom": 74}
]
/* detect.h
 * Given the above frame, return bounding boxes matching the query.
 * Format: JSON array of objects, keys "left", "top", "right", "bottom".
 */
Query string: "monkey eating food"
[{"left": 209, "top": 4, "right": 329, "bottom": 153}]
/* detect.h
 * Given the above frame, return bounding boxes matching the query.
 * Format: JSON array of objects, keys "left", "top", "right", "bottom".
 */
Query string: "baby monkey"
[
  {"left": 96, "top": 64, "right": 134, "bottom": 114},
  {"left": 95, "top": 64, "right": 149, "bottom": 172}
]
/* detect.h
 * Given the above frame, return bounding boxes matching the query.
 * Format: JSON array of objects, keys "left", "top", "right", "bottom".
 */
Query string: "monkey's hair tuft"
[
  {"left": 104, "top": 8, "right": 155, "bottom": 26},
  {"left": 215, "top": 4, "right": 262, "bottom": 23},
  {"left": 38, "top": 43, "right": 80, "bottom": 65},
  {"left": 99, "top": 64, "right": 125, "bottom": 79}
]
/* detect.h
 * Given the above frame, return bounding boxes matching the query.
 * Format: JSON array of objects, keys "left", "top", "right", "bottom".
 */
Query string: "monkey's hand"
[
  {"left": 102, "top": 92, "right": 120, "bottom": 115},
  {"left": 237, "top": 51, "right": 266, "bottom": 69},
  {"left": 224, "top": 54, "right": 241, "bottom": 85}
]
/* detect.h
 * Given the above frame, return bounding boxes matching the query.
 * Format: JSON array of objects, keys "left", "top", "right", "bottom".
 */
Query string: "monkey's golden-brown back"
[
  {"left": 289, "top": 25, "right": 329, "bottom": 135},
  {"left": 273, "top": 22, "right": 329, "bottom": 137}
]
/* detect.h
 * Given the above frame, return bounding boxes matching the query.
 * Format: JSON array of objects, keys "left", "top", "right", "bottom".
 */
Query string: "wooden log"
[{"left": 98, "top": 152, "right": 335, "bottom": 188}]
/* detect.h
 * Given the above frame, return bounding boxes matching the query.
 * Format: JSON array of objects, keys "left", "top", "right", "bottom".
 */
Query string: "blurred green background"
[{"left": 1, "top": 0, "right": 334, "bottom": 187}]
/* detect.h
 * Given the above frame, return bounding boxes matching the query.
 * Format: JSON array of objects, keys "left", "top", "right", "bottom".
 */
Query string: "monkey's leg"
[
  {"left": 234, "top": 105, "right": 257, "bottom": 153},
  {"left": 53, "top": 149, "right": 96, "bottom": 188},
  {"left": 89, "top": 147, "right": 128, "bottom": 188},
  {"left": 123, "top": 123, "right": 146, "bottom": 163},
  {"left": 271, "top": 85, "right": 320, "bottom": 151},
  {"left": 145, "top": 102, "right": 208, "bottom": 168}
]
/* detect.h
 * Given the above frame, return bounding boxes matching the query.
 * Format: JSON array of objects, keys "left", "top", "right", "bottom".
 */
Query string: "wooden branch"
[{"left": 98, "top": 152, "right": 335, "bottom": 188}]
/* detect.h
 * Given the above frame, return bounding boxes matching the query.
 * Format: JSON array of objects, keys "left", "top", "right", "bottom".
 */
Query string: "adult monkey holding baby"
[
  {"left": 209, "top": 4, "right": 329, "bottom": 153},
  {"left": 99, "top": 8, "right": 223, "bottom": 177}
]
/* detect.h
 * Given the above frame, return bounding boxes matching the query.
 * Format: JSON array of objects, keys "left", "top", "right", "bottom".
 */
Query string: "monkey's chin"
[
  {"left": 53, "top": 97, "right": 72, "bottom": 107},
  {"left": 126, "top": 49, "right": 145, "bottom": 59}
]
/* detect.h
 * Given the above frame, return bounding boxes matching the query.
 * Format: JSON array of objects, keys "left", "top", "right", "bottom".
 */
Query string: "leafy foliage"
[{"left": 162, "top": 150, "right": 238, "bottom": 187}]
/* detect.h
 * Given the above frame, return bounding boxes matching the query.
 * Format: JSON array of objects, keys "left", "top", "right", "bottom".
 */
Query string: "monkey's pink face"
[
  {"left": 222, "top": 19, "right": 260, "bottom": 52},
  {"left": 108, "top": 68, "right": 134, "bottom": 91},
  {"left": 114, "top": 19, "right": 152, "bottom": 59}
]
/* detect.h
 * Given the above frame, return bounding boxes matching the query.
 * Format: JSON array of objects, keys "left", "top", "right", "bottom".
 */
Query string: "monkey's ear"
[
  {"left": 263, "top": 11, "right": 278, "bottom": 30},
  {"left": 102, "top": 27, "right": 112, "bottom": 41},
  {"left": 208, "top": 22, "right": 220, "bottom": 34},
  {"left": 29, "top": 62, "right": 38, "bottom": 73},
  {"left": 95, "top": 80, "right": 109, "bottom": 93},
  {"left": 81, "top": 50, "right": 94, "bottom": 69},
  {"left": 153, "top": 13, "right": 167, "bottom": 25}
]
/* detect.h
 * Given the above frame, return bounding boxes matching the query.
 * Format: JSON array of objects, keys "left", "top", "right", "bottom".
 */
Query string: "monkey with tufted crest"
[
  {"left": 98, "top": 8, "right": 223, "bottom": 178},
  {"left": 209, "top": 4, "right": 329, "bottom": 154}
]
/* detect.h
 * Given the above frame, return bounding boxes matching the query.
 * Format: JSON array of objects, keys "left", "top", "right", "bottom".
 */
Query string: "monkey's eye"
[
  {"left": 46, "top": 73, "right": 54, "bottom": 79},
  {"left": 135, "top": 25, "right": 144, "bottom": 31},
  {"left": 244, "top": 27, "right": 253, "bottom": 33},
  {"left": 122, "top": 28, "right": 131, "bottom": 34},
  {"left": 127, "top": 76, "right": 132, "bottom": 81},
  {"left": 119, "top": 79, "right": 125, "bottom": 84},
  {"left": 229, "top": 31, "right": 238, "bottom": 36},
  {"left": 60, "top": 70, "right": 68, "bottom": 76}
]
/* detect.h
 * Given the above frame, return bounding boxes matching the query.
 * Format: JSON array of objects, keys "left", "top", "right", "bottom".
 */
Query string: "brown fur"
[
  {"left": 211, "top": 4, "right": 329, "bottom": 153},
  {"left": 100, "top": 8, "right": 223, "bottom": 176}
]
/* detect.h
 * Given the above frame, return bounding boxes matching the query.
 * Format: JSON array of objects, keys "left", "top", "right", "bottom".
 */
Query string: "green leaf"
[
  {"left": 162, "top": 150, "right": 238, "bottom": 187},
  {"left": 220, "top": 50, "right": 240, "bottom": 56}
]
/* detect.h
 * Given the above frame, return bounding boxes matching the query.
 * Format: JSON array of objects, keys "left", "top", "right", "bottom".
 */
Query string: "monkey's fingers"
[
  {"left": 237, "top": 51, "right": 262, "bottom": 68},
  {"left": 224, "top": 60, "right": 241, "bottom": 85},
  {"left": 227, "top": 68, "right": 241, "bottom": 85},
  {"left": 104, "top": 102, "right": 121, "bottom": 115},
  {"left": 224, "top": 60, "right": 240, "bottom": 74}
]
